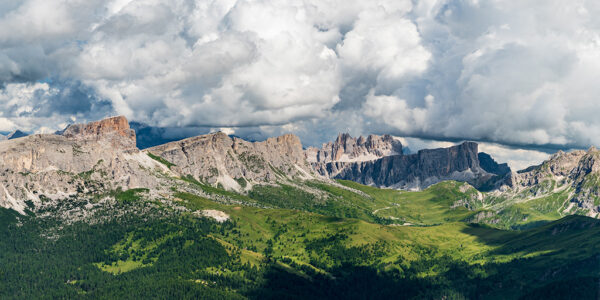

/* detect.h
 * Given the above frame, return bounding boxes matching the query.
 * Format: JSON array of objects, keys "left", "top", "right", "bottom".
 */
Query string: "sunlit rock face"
[
  {"left": 0, "top": 116, "right": 172, "bottom": 215},
  {"left": 305, "top": 133, "right": 403, "bottom": 164},
  {"left": 146, "top": 132, "right": 316, "bottom": 191},
  {"left": 312, "top": 140, "right": 497, "bottom": 191}
]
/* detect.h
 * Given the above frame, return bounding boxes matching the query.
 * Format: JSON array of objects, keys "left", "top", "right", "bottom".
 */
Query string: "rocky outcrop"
[
  {"left": 315, "top": 141, "right": 493, "bottom": 190},
  {"left": 478, "top": 152, "right": 511, "bottom": 176},
  {"left": 0, "top": 116, "right": 172, "bottom": 214},
  {"left": 496, "top": 147, "right": 600, "bottom": 217},
  {"left": 61, "top": 116, "right": 136, "bottom": 148},
  {"left": 306, "top": 133, "right": 402, "bottom": 163},
  {"left": 147, "top": 132, "right": 316, "bottom": 191},
  {"left": 507, "top": 149, "right": 589, "bottom": 190}
]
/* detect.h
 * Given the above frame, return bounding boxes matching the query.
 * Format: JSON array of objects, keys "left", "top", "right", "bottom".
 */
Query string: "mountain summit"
[
  {"left": 146, "top": 132, "right": 316, "bottom": 191},
  {"left": 0, "top": 116, "right": 171, "bottom": 215},
  {"left": 305, "top": 133, "right": 403, "bottom": 163},
  {"left": 308, "top": 134, "right": 510, "bottom": 191}
]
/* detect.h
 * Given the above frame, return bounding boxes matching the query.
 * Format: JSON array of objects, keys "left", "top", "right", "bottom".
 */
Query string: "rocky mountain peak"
[
  {"left": 0, "top": 116, "right": 175, "bottom": 215},
  {"left": 61, "top": 116, "right": 136, "bottom": 148},
  {"left": 306, "top": 133, "right": 403, "bottom": 163},
  {"left": 270, "top": 133, "right": 302, "bottom": 147},
  {"left": 147, "top": 132, "right": 314, "bottom": 191},
  {"left": 6, "top": 130, "right": 28, "bottom": 140},
  {"left": 312, "top": 141, "right": 496, "bottom": 190},
  {"left": 478, "top": 152, "right": 511, "bottom": 176}
]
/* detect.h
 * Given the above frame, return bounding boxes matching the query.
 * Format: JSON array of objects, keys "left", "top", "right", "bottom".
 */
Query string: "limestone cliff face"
[
  {"left": 0, "top": 116, "right": 171, "bottom": 214},
  {"left": 314, "top": 141, "right": 493, "bottom": 190},
  {"left": 62, "top": 116, "right": 136, "bottom": 148},
  {"left": 501, "top": 147, "right": 600, "bottom": 216},
  {"left": 478, "top": 152, "right": 511, "bottom": 176},
  {"left": 147, "top": 132, "right": 315, "bottom": 191},
  {"left": 306, "top": 133, "right": 402, "bottom": 163}
]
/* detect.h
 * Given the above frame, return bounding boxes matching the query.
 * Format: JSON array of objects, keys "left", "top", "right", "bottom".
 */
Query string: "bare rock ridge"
[
  {"left": 0, "top": 116, "right": 171, "bottom": 215},
  {"left": 501, "top": 147, "right": 600, "bottom": 216},
  {"left": 478, "top": 152, "right": 511, "bottom": 176},
  {"left": 312, "top": 140, "right": 503, "bottom": 190},
  {"left": 62, "top": 116, "right": 136, "bottom": 148},
  {"left": 306, "top": 133, "right": 402, "bottom": 163},
  {"left": 0, "top": 115, "right": 514, "bottom": 215},
  {"left": 146, "top": 132, "right": 316, "bottom": 191}
]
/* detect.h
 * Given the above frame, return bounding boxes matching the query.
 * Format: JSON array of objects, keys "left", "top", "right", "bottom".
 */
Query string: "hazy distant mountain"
[
  {"left": 130, "top": 121, "right": 205, "bottom": 149},
  {"left": 0, "top": 130, "right": 29, "bottom": 140}
]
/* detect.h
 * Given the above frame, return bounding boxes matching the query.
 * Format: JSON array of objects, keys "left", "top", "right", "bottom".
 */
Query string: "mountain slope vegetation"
[
  {"left": 2, "top": 116, "right": 600, "bottom": 299},
  {"left": 2, "top": 178, "right": 600, "bottom": 299}
]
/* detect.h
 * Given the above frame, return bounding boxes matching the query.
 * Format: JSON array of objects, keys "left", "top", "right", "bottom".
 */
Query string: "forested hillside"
[{"left": 2, "top": 178, "right": 599, "bottom": 299}]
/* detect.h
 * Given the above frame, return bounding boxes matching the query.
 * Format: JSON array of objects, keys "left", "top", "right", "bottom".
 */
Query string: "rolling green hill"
[{"left": 2, "top": 178, "right": 600, "bottom": 299}]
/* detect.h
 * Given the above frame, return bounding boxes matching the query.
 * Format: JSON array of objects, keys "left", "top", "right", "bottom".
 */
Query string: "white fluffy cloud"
[{"left": 1, "top": 0, "right": 600, "bottom": 158}]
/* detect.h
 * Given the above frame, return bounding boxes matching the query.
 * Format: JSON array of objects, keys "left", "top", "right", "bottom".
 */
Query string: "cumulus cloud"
[
  {"left": 0, "top": 81, "right": 112, "bottom": 132},
  {"left": 1, "top": 0, "right": 600, "bottom": 159}
]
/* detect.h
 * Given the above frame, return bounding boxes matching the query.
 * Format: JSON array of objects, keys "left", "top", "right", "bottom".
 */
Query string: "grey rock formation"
[
  {"left": 478, "top": 152, "right": 511, "bottom": 176},
  {"left": 306, "top": 133, "right": 402, "bottom": 163},
  {"left": 314, "top": 141, "right": 494, "bottom": 190},
  {"left": 147, "top": 132, "right": 316, "bottom": 191},
  {"left": 0, "top": 116, "right": 173, "bottom": 214},
  {"left": 497, "top": 147, "right": 600, "bottom": 217}
]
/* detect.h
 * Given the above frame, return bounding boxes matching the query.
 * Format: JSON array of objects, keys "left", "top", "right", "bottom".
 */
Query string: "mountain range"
[
  {"left": 2, "top": 116, "right": 600, "bottom": 299},
  {"left": 1, "top": 116, "right": 598, "bottom": 218}
]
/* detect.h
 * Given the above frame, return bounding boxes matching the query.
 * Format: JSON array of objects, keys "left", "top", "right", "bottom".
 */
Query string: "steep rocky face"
[
  {"left": 147, "top": 132, "right": 316, "bottom": 191},
  {"left": 306, "top": 133, "right": 402, "bottom": 163},
  {"left": 62, "top": 116, "right": 136, "bottom": 148},
  {"left": 506, "top": 149, "right": 588, "bottom": 189},
  {"left": 494, "top": 147, "right": 600, "bottom": 217},
  {"left": 315, "top": 141, "right": 493, "bottom": 190},
  {"left": 0, "top": 116, "right": 172, "bottom": 214},
  {"left": 478, "top": 152, "right": 511, "bottom": 176}
]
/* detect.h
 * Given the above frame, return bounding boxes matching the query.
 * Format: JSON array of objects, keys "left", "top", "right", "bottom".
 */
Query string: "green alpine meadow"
[{"left": 1, "top": 117, "right": 599, "bottom": 299}]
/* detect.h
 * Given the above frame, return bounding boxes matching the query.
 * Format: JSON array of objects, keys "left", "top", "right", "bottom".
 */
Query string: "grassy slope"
[
  {"left": 3, "top": 175, "right": 600, "bottom": 299},
  {"left": 335, "top": 180, "right": 478, "bottom": 225},
  {"left": 172, "top": 188, "right": 600, "bottom": 297}
]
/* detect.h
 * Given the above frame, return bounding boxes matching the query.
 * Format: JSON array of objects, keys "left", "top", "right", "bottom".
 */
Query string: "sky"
[{"left": 1, "top": 0, "right": 599, "bottom": 169}]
